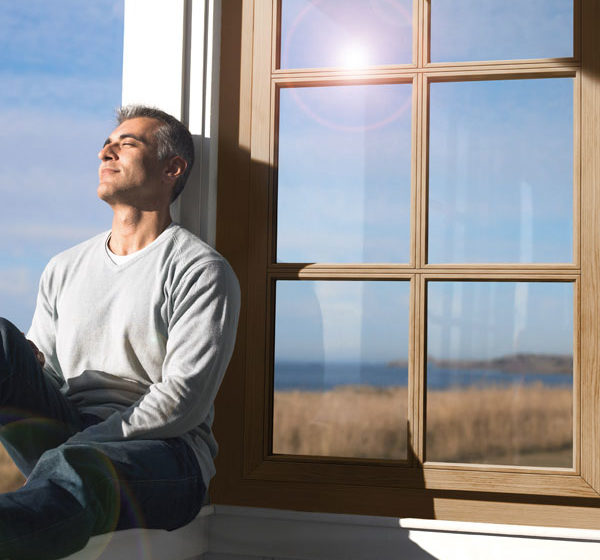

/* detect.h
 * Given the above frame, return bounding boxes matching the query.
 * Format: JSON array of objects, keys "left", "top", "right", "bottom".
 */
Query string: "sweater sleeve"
[
  {"left": 27, "top": 259, "right": 64, "bottom": 387},
  {"left": 68, "top": 259, "right": 240, "bottom": 443}
]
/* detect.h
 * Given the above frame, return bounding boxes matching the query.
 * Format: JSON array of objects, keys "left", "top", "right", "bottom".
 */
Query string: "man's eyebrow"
[{"left": 103, "top": 133, "right": 147, "bottom": 147}]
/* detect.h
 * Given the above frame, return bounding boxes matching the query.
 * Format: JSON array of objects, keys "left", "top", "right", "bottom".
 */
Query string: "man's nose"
[{"left": 98, "top": 143, "right": 117, "bottom": 160}]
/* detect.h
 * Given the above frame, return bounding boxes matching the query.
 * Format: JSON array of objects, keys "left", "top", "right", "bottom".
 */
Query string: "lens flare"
[{"left": 338, "top": 43, "right": 369, "bottom": 69}]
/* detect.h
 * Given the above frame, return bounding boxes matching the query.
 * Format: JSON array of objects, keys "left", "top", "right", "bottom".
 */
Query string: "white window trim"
[{"left": 122, "top": 0, "right": 221, "bottom": 245}]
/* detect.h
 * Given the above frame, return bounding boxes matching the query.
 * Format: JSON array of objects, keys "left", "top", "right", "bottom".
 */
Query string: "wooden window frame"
[{"left": 213, "top": 0, "right": 600, "bottom": 528}]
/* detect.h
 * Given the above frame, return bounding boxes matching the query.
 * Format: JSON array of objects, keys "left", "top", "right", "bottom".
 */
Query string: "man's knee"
[
  {"left": 40, "top": 444, "right": 119, "bottom": 501},
  {"left": 0, "top": 317, "right": 19, "bottom": 342},
  {"left": 0, "top": 317, "right": 21, "bottom": 368},
  {"left": 39, "top": 443, "right": 115, "bottom": 480},
  {"left": 35, "top": 444, "right": 121, "bottom": 531},
  {"left": 0, "top": 318, "right": 43, "bottom": 380}
]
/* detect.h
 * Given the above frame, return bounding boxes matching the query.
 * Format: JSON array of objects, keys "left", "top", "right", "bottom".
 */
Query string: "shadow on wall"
[{"left": 211, "top": 4, "right": 436, "bottom": 556}]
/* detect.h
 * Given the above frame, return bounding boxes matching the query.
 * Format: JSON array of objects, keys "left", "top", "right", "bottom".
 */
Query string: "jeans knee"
[
  {"left": 0, "top": 316, "right": 18, "bottom": 339},
  {"left": 0, "top": 316, "right": 21, "bottom": 342},
  {"left": 37, "top": 444, "right": 121, "bottom": 533},
  {"left": 0, "top": 318, "right": 32, "bottom": 382},
  {"left": 0, "top": 317, "right": 19, "bottom": 369}
]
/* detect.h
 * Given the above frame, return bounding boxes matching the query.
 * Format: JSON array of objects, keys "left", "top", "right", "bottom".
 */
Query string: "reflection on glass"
[
  {"left": 273, "top": 280, "right": 410, "bottom": 459},
  {"left": 280, "top": 0, "right": 412, "bottom": 69},
  {"left": 277, "top": 84, "right": 412, "bottom": 263},
  {"left": 426, "top": 281, "right": 573, "bottom": 467},
  {"left": 431, "top": 0, "right": 573, "bottom": 62},
  {"left": 428, "top": 78, "right": 573, "bottom": 264}
]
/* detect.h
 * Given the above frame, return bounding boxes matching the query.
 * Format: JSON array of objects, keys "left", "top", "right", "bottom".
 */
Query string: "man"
[{"left": 0, "top": 106, "right": 240, "bottom": 559}]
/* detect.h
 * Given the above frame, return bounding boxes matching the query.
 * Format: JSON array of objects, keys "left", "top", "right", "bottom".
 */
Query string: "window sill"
[{"left": 64, "top": 503, "right": 600, "bottom": 560}]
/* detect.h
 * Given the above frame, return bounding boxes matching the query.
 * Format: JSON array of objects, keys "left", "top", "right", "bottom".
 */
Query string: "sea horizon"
[{"left": 274, "top": 360, "right": 573, "bottom": 391}]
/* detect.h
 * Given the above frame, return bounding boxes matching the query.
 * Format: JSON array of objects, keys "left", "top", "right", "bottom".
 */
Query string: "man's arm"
[
  {"left": 27, "top": 260, "right": 63, "bottom": 385},
  {"left": 68, "top": 260, "right": 240, "bottom": 443}
]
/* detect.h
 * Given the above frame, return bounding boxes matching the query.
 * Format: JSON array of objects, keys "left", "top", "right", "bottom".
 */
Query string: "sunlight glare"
[{"left": 338, "top": 43, "right": 369, "bottom": 69}]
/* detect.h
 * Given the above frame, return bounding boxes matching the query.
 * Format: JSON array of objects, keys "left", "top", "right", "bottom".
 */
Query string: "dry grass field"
[
  {"left": 0, "top": 383, "right": 572, "bottom": 493},
  {"left": 0, "top": 445, "right": 25, "bottom": 492},
  {"left": 274, "top": 383, "right": 573, "bottom": 467},
  {"left": 274, "top": 385, "right": 409, "bottom": 459}
]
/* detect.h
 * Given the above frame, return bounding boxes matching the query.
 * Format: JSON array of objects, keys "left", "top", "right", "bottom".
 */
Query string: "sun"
[{"left": 338, "top": 43, "right": 369, "bottom": 69}]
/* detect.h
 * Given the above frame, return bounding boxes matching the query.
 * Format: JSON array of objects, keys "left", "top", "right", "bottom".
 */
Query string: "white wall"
[{"left": 122, "top": 0, "right": 220, "bottom": 244}]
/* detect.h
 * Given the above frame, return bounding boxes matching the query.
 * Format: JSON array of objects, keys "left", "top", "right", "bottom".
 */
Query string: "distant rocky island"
[{"left": 387, "top": 353, "right": 572, "bottom": 374}]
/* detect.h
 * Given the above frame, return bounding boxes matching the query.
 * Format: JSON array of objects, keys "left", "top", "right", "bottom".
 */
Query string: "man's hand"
[
  {"left": 22, "top": 333, "right": 45, "bottom": 367},
  {"left": 29, "top": 340, "right": 45, "bottom": 366}
]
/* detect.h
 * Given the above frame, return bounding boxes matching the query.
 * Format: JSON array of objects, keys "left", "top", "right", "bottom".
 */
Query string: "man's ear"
[{"left": 164, "top": 155, "right": 187, "bottom": 182}]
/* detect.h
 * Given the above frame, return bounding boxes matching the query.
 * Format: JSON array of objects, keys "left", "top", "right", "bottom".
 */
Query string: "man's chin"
[
  {"left": 97, "top": 184, "right": 121, "bottom": 205},
  {"left": 97, "top": 184, "right": 110, "bottom": 202},
  {"left": 97, "top": 185, "right": 141, "bottom": 209}
]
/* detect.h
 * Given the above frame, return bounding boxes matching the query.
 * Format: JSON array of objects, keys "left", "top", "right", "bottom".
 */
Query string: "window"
[
  {"left": 0, "top": 1, "right": 124, "bottom": 490},
  {"left": 214, "top": 0, "right": 600, "bottom": 527}
]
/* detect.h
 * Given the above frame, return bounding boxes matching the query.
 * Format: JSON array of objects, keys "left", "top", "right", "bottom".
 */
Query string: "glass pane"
[
  {"left": 280, "top": 0, "right": 412, "bottom": 69},
  {"left": 431, "top": 0, "right": 573, "bottom": 63},
  {"left": 428, "top": 78, "right": 573, "bottom": 264},
  {"left": 277, "top": 84, "right": 412, "bottom": 263},
  {"left": 273, "top": 280, "right": 410, "bottom": 459},
  {"left": 426, "top": 281, "right": 573, "bottom": 467}
]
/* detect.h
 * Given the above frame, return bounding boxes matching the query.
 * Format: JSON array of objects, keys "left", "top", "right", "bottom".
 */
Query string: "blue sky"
[
  {"left": 281, "top": 0, "right": 572, "bottom": 68},
  {"left": 277, "top": 83, "right": 412, "bottom": 263},
  {"left": 275, "top": 280, "right": 411, "bottom": 364},
  {"left": 428, "top": 77, "right": 573, "bottom": 263},
  {"left": 274, "top": 279, "right": 573, "bottom": 364},
  {"left": 0, "top": 1, "right": 123, "bottom": 330},
  {"left": 431, "top": 0, "right": 572, "bottom": 62},
  {"left": 274, "top": 1, "right": 575, "bottom": 363},
  {"left": 0, "top": 1, "right": 575, "bottom": 367}
]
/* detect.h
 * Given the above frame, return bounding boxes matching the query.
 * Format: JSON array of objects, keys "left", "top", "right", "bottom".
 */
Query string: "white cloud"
[
  {"left": 0, "top": 0, "right": 124, "bottom": 78},
  {"left": 0, "top": 107, "right": 115, "bottom": 196},
  {"left": 0, "top": 1, "right": 122, "bottom": 330},
  {"left": 0, "top": 223, "right": 104, "bottom": 243},
  {"left": 0, "top": 107, "right": 114, "bottom": 259},
  {"left": 0, "top": 72, "right": 122, "bottom": 114},
  {"left": 0, "top": 266, "right": 34, "bottom": 297}
]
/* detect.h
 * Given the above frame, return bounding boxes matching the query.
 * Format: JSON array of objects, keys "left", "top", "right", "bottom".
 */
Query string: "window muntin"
[{"left": 430, "top": 0, "right": 574, "bottom": 63}]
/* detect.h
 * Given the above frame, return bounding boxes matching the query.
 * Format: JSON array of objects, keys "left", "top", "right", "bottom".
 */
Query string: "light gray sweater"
[{"left": 27, "top": 224, "right": 240, "bottom": 486}]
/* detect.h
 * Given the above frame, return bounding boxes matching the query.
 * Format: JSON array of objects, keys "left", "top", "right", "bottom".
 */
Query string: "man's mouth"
[{"left": 100, "top": 167, "right": 119, "bottom": 177}]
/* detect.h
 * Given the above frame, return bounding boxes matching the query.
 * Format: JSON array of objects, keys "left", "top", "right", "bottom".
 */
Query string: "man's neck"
[{"left": 109, "top": 207, "right": 173, "bottom": 256}]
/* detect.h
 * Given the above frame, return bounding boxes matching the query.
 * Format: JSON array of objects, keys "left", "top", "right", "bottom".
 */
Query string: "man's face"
[{"left": 97, "top": 117, "right": 170, "bottom": 207}]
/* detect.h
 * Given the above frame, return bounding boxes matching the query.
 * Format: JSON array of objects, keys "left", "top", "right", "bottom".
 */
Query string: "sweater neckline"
[{"left": 103, "top": 223, "right": 179, "bottom": 270}]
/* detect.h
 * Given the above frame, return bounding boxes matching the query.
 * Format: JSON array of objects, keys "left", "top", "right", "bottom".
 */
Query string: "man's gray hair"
[{"left": 116, "top": 105, "right": 194, "bottom": 202}]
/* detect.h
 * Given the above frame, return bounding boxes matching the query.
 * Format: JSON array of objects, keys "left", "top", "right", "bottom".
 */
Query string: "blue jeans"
[{"left": 0, "top": 318, "right": 206, "bottom": 560}]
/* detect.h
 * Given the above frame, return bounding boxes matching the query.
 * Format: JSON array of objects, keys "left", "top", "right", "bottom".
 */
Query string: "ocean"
[{"left": 274, "top": 361, "right": 573, "bottom": 391}]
